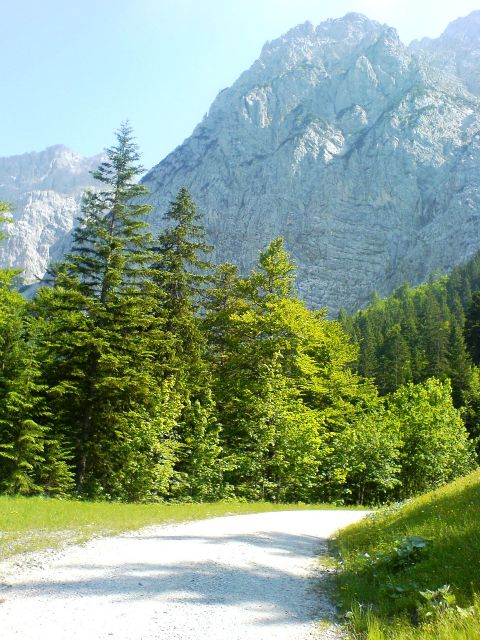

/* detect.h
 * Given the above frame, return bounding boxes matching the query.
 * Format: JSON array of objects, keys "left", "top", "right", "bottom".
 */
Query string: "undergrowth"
[{"left": 332, "top": 469, "right": 480, "bottom": 639}]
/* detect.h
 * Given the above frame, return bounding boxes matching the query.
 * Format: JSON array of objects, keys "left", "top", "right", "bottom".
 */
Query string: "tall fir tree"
[
  {"left": 151, "top": 187, "right": 221, "bottom": 500},
  {"left": 447, "top": 319, "right": 471, "bottom": 406},
  {"left": 464, "top": 291, "right": 480, "bottom": 366},
  {"left": 33, "top": 124, "right": 178, "bottom": 500},
  {"left": 377, "top": 324, "right": 412, "bottom": 393}
]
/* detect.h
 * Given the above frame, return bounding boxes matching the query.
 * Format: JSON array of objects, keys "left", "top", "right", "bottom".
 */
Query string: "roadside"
[
  {"left": 0, "top": 496, "right": 365, "bottom": 561},
  {"left": 332, "top": 470, "right": 480, "bottom": 640}
]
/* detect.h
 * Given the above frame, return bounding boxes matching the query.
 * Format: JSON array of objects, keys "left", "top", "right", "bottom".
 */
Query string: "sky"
[{"left": 1, "top": 0, "right": 479, "bottom": 170}]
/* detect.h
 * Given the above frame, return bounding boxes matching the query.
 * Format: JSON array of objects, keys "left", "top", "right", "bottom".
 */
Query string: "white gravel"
[{"left": 0, "top": 509, "right": 368, "bottom": 640}]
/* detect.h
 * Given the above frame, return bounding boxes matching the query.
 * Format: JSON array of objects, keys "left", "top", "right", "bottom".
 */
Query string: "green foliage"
[
  {"left": 205, "top": 240, "right": 331, "bottom": 500},
  {"left": 169, "top": 395, "right": 222, "bottom": 501},
  {"left": 448, "top": 320, "right": 471, "bottom": 405},
  {"left": 151, "top": 187, "right": 221, "bottom": 500},
  {"left": 464, "top": 291, "right": 480, "bottom": 365},
  {"left": 322, "top": 404, "right": 402, "bottom": 505},
  {"left": 342, "top": 255, "right": 480, "bottom": 470},
  {"left": 461, "top": 366, "right": 480, "bottom": 442},
  {"left": 0, "top": 201, "right": 72, "bottom": 496},
  {"left": 388, "top": 379, "right": 475, "bottom": 497},
  {"left": 32, "top": 124, "right": 179, "bottom": 500},
  {"left": 204, "top": 238, "right": 383, "bottom": 503},
  {"left": 0, "top": 324, "right": 73, "bottom": 496},
  {"left": 344, "top": 260, "right": 480, "bottom": 400},
  {"left": 390, "top": 536, "right": 432, "bottom": 572},
  {"left": 334, "top": 470, "right": 480, "bottom": 639}
]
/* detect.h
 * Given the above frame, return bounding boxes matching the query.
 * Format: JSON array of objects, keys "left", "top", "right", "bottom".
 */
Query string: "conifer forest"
[{"left": 0, "top": 124, "right": 477, "bottom": 505}]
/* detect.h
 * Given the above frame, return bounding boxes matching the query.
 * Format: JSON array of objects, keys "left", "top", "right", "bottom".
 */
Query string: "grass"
[
  {"left": 0, "top": 496, "right": 356, "bottom": 561},
  {"left": 332, "top": 469, "right": 480, "bottom": 639}
]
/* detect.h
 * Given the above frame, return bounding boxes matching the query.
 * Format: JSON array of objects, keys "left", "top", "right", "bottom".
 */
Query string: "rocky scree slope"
[
  {"left": 0, "top": 145, "right": 101, "bottom": 283},
  {"left": 142, "top": 12, "right": 480, "bottom": 313}
]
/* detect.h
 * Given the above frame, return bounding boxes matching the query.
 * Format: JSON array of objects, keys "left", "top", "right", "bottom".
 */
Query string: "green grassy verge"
[
  {"left": 333, "top": 469, "right": 480, "bottom": 639},
  {"left": 0, "top": 497, "right": 357, "bottom": 561}
]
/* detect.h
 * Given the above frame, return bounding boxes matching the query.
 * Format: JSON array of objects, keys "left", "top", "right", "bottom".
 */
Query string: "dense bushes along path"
[{"left": 0, "top": 510, "right": 368, "bottom": 640}]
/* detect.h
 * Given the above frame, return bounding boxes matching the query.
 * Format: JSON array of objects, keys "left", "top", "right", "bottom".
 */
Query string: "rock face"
[
  {"left": 142, "top": 12, "right": 480, "bottom": 313},
  {"left": 3, "top": 13, "right": 480, "bottom": 313},
  {"left": 0, "top": 146, "right": 101, "bottom": 283},
  {"left": 411, "top": 11, "right": 480, "bottom": 96}
]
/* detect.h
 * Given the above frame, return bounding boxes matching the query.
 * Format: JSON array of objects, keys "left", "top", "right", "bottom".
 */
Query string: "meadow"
[{"left": 333, "top": 469, "right": 480, "bottom": 639}]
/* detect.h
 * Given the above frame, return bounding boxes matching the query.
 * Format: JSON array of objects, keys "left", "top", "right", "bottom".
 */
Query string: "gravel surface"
[{"left": 0, "top": 509, "right": 368, "bottom": 640}]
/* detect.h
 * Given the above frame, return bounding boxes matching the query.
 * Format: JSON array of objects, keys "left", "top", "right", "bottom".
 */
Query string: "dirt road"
[{"left": 0, "top": 510, "right": 368, "bottom": 639}]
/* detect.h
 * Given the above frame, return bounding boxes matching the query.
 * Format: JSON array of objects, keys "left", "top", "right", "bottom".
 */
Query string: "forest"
[
  {"left": 0, "top": 124, "right": 476, "bottom": 505},
  {"left": 341, "top": 252, "right": 480, "bottom": 439}
]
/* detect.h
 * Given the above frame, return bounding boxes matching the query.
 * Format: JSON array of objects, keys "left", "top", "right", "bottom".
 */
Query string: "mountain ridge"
[
  {"left": 2, "top": 12, "right": 480, "bottom": 312},
  {"left": 0, "top": 145, "right": 102, "bottom": 283},
  {"left": 142, "top": 11, "right": 480, "bottom": 312}
]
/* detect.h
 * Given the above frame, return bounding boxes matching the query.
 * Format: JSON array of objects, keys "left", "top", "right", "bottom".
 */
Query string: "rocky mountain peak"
[
  {"left": 443, "top": 10, "right": 480, "bottom": 41},
  {"left": 258, "top": 13, "right": 388, "bottom": 74},
  {"left": 411, "top": 11, "right": 480, "bottom": 95},
  {"left": 316, "top": 12, "right": 383, "bottom": 40},
  {"left": 0, "top": 147, "right": 101, "bottom": 283},
  {"left": 4, "top": 13, "right": 480, "bottom": 314},
  {"left": 143, "top": 12, "right": 480, "bottom": 314},
  {"left": 0, "top": 145, "right": 101, "bottom": 196}
]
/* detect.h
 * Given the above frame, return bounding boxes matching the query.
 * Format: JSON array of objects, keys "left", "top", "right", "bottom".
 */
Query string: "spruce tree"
[
  {"left": 34, "top": 124, "right": 178, "bottom": 500},
  {"left": 357, "top": 316, "right": 379, "bottom": 379},
  {"left": 151, "top": 187, "right": 221, "bottom": 500},
  {"left": 464, "top": 291, "right": 480, "bottom": 365},
  {"left": 447, "top": 319, "right": 471, "bottom": 406},
  {"left": 377, "top": 324, "right": 412, "bottom": 393}
]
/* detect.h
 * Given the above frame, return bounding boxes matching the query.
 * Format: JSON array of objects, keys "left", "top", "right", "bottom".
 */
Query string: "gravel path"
[{"left": 0, "top": 510, "right": 368, "bottom": 640}]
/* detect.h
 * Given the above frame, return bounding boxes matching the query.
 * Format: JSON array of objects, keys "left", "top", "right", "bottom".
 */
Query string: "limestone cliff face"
[
  {"left": 411, "top": 11, "right": 480, "bottom": 96},
  {"left": 142, "top": 12, "right": 480, "bottom": 313},
  {"left": 3, "top": 13, "right": 480, "bottom": 313},
  {"left": 0, "top": 145, "right": 101, "bottom": 283}
]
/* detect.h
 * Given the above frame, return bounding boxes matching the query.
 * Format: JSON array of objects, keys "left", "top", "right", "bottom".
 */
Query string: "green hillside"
[
  {"left": 334, "top": 470, "right": 480, "bottom": 639},
  {"left": 342, "top": 250, "right": 480, "bottom": 404}
]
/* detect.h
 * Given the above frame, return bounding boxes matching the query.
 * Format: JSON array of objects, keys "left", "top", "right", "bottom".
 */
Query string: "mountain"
[
  {"left": 142, "top": 12, "right": 480, "bottom": 313},
  {"left": 0, "top": 145, "right": 101, "bottom": 283},
  {"left": 3, "top": 13, "right": 480, "bottom": 313},
  {"left": 411, "top": 11, "right": 480, "bottom": 96}
]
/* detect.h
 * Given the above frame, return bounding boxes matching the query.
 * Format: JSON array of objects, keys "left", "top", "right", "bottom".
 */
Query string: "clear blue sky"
[{"left": 2, "top": 0, "right": 479, "bottom": 169}]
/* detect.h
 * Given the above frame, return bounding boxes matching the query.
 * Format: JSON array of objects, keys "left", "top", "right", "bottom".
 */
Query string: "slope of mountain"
[
  {"left": 143, "top": 12, "right": 480, "bottom": 313},
  {"left": 3, "top": 13, "right": 480, "bottom": 313},
  {"left": 0, "top": 146, "right": 101, "bottom": 283},
  {"left": 411, "top": 10, "right": 480, "bottom": 95}
]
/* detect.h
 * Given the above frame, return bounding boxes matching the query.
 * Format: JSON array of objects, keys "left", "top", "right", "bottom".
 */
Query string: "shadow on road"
[{"left": 10, "top": 530, "right": 335, "bottom": 628}]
